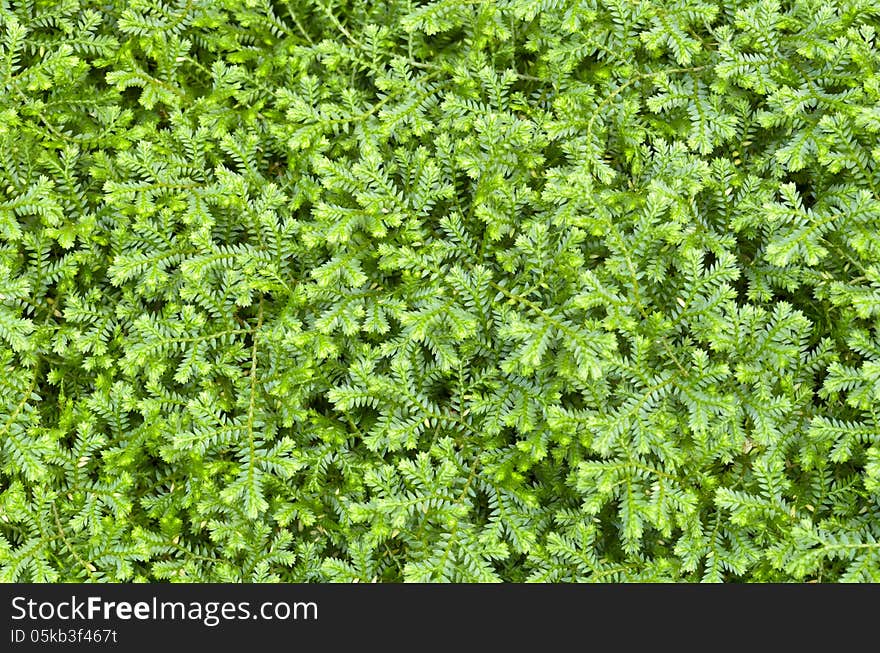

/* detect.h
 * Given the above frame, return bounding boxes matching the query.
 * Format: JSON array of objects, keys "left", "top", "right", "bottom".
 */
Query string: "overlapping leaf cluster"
[{"left": 2, "top": 0, "right": 880, "bottom": 582}]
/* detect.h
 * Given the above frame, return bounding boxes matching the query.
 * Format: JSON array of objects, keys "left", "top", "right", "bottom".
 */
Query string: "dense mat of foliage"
[{"left": 2, "top": 0, "right": 880, "bottom": 582}]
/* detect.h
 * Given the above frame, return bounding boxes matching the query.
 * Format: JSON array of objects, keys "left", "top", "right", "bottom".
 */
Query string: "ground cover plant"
[{"left": 1, "top": 0, "right": 880, "bottom": 582}]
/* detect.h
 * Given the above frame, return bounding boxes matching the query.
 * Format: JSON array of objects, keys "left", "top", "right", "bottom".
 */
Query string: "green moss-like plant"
[{"left": 2, "top": 0, "right": 880, "bottom": 582}]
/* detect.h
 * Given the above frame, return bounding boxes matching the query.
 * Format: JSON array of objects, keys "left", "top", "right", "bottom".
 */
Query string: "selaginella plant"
[{"left": 1, "top": 0, "right": 879, "bottom": 582}]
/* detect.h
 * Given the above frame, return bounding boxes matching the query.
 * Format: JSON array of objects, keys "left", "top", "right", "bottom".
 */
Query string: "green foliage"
[{"left": 2, "top": 0, "right": 880, "bottom": 583}]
